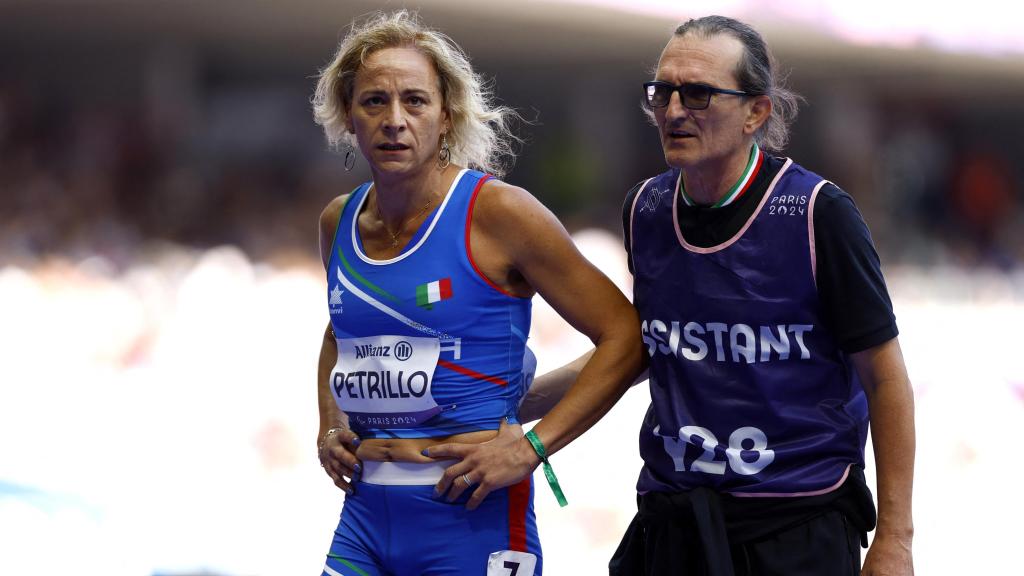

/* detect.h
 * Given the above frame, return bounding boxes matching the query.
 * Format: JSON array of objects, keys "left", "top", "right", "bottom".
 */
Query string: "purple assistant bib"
[{"left": 629, "top": 159, "right": 867, "bottom": 496}]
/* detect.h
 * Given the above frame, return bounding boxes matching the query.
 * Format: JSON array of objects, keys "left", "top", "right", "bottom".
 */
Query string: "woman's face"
[{"left": 346, "top": 46, "right": 449, "bottom": 178}]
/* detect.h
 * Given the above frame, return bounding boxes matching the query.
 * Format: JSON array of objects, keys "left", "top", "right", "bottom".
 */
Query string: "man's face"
[{"left": 652, "top": 33, "right": 756, "bottom": 171}]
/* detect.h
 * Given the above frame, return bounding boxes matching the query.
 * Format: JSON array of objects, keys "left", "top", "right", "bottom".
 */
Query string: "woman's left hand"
[{"left": 425, "top": 419, "right": 540, "bottom": 510}]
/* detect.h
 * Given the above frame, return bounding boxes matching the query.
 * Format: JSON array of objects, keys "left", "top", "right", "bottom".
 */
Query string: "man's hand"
[
  {"left": 424, "top": 419, "right": 540, "bottom": 510},
  {"left": 318, "top": 427, "right": 362, "bottom": 495},
  {"left": 861, "top": 532, "right": 913, "bottom": 575}
]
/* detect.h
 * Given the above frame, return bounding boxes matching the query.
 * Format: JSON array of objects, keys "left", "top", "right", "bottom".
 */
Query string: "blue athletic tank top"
[
  {"left": 628, "top": 159, "right": 868, "bottom": 496},
  {"left": 326, "top": 169, "right": 532, "bottom": 439}
]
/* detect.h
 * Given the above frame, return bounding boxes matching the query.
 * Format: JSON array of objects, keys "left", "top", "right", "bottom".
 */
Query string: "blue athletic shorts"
[{"left": 321, "top": 466, "right": 542, "bottom": 576}]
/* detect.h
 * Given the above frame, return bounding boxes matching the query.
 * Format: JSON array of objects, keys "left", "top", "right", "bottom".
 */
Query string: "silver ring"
[{"left": 461, "top": 473, "right": 473, "bottom": 487}]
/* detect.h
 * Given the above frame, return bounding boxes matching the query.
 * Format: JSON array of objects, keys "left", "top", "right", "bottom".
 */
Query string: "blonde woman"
[{"left": 312, "top": 11, "right": 643, "bottom": 576}]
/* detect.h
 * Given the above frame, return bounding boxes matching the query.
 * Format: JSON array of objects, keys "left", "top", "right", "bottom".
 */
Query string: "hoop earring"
[
  {"left": 438, "top": 133, "right": 451, "bottom": 169},
  {"left": 344, "top": 147, "right": 356, "bottom": 171}
]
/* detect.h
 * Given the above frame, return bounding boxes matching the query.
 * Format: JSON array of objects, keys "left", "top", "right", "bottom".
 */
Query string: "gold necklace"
[{"left": 375, "top": 195, "right": 435, "bottom": 248}]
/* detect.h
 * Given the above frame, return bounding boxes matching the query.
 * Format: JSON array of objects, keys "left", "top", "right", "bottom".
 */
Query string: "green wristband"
[{"left": 525, "top": 430, "right": 568, "bottom": 507}]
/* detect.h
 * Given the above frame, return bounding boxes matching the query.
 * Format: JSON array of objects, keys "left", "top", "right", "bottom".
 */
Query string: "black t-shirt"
[{"left": 621, "top": 154, "right": 897, "bottom": 354}]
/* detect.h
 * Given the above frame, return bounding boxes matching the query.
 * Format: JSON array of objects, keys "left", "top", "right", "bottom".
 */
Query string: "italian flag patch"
[{"left": 416, "top": 278, "right": 452, "bottom": 309}]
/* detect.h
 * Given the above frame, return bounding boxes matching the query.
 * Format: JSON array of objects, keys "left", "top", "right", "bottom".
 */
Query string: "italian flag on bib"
[{"left": 416, "top": 278, "right": 452, "bottom": 309}]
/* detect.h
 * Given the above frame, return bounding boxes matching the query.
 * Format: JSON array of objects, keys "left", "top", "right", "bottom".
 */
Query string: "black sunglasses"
[{"left": 643, "top": 81, "right": 754, "bottom": 110}]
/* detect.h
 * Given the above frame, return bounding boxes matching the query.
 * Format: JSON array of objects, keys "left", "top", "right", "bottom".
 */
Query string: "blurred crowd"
[
  {"left": 840, "top": 101, "right": 1024, "bottom": 270},
  {"left": 0, "top": 78, "right": 352, "bottom": 269},
  {"left": 2, "top": 55, "right": 1023, "bottom": 272}
]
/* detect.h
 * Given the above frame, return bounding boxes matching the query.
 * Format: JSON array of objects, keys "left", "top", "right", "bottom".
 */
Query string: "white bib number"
[
  {"left": 657, "top": 424, "right": 775, "bottom": 476},
  {"left": 487, "top": 550, "right": 537, "bottom": 576},
  {"left": 332, "top": 335, "right": 440, "bottom": 427}
]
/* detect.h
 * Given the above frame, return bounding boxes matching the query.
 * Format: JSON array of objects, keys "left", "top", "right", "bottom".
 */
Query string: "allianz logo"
[
  {"left": 354, "top": 345, "right": 390, "bottom": 359},
  {"left": 354, "top": 341, "right": 413, "bottom": 361}
]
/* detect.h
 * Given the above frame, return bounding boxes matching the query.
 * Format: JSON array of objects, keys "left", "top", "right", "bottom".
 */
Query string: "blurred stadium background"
[{"left": 1, "top": 1, "right": 1022, "bottom": 574}]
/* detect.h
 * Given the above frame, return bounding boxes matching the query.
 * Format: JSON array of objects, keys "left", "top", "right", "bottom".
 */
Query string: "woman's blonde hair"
[{"left": 312, "top": 10, "right": 520, "bottom": 177}]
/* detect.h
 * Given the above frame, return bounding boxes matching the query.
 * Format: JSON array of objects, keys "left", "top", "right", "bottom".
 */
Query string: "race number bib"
[
  {"left": 332, "top": 335, "right": 441, "bottom": 428},
  {"left": 487, "top": 550, "right": 537, "bottom": 576},
  {"left": 655, "top": 424, "right": 775, "bottom": 476}
]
